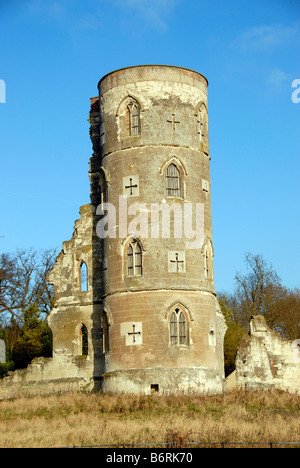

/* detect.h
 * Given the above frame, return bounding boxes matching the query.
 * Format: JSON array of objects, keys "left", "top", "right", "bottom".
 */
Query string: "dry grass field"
[{"left": 0, "top": 389, "right": 299, "bottom": 448}]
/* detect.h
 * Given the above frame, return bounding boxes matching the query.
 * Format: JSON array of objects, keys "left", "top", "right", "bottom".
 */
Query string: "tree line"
[
  {"left": 0, "top": 248, "right": 56, "bottom": 377},
  {"left": 0, "top": 248, "right": 299, "bottom": 378},
  {"left": 220, "top": 253, "right": 299, "bottom": 376}
]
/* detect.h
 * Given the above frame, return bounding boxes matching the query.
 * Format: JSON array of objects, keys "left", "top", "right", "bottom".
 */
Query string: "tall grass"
[{"left": 0, "top": 390, "right": 299, "bottom": 447}]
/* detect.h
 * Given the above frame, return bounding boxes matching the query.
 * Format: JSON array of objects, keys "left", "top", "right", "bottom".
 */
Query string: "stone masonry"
[
  {"left": 235, "top": 316, "right": 300, "bottom": 393},
  {"left": 91, "top": 65, "right": 227, "bottom": 394},
  {"left": 0, "top": 66, "right": 298, "bottom": 400},
  {"left": 0, "top": 65, "right": 227, "bottom": 398}
]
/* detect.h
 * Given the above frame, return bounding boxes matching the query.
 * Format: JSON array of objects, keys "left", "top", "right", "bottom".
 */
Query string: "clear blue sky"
[{"left": 0, "top": 0, "right": 299, "bottom": 293}]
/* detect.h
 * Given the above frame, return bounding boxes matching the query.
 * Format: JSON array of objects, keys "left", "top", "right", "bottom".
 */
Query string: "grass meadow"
[{"left": 0, "top": 389, "right": 299, "bottom": 448}]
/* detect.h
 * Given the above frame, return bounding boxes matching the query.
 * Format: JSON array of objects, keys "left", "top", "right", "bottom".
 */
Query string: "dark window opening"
[
  {"left": 80, "top": 324, "right": 88, "bottom": 356},
  {"left": 151, "top": 384, "right": 159, "bottom": 393}
]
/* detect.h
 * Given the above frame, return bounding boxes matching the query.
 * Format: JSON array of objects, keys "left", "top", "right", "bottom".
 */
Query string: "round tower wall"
[{"left": 95, "top": 65, "right": 225, "bottom": 394}]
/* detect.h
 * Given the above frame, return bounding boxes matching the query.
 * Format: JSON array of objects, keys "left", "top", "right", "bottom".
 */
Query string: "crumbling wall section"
[
  {"left": 236, "top": 315, "right": 300, "bottom": 393},
  {"left": 89, "top": 96, "right": 101, "bottom": 206},
  {"left": 0, "top": 203, "right": 103, "bottom": 400},
  {"left": 0, "top": 355, "right": 96, "bottom": 400}
]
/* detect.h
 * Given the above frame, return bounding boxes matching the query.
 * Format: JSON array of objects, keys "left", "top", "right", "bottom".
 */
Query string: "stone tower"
[
  {"left": 88, "top": 65, "right": 226, "bottom": 393},
  {"left": 46, "top": 65, "right": 226, "bottom": 395}
]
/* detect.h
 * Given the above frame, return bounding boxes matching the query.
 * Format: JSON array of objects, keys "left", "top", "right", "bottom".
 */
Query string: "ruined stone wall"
[
  {"left": 0, "top": 356, "right": 95, "bottom": 401},
  {"left": 0, "top": 204, "right": 103, "bottom": 400},
  {"left": 0, "top": 65, "right": 228, "bottom": 399},
  {"left": 235, "top": 316, "right": 300, "bottom": 394},
  {"left": 48, "top": 204, "right": 102, "bottom": 365}
]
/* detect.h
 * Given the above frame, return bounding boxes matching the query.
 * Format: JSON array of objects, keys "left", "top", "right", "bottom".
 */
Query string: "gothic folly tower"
[
  {"left": 89, "top": 65, "right": 226, "bottom": 393},
  {"left": 48, "top": 65, "right": 226, "bottom": 395}
]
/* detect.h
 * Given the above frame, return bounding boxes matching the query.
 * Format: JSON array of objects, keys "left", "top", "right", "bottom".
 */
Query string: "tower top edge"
[{"left": 97, "top": 65, "right": 208, "bottom": 90}]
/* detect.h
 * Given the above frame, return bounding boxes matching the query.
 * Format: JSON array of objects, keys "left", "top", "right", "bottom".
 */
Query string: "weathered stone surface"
[
  {"left": 0, "top": 340, "right": 5, "bottom": 364},
  {"left": 235, "top": 316, "right": 300, "bottom": 394},
  {"left": 91, "top": 65, "right": 226, "bottom": 394},
  {"left": 0, "top": 65, "right": 227, "bottom": 399}
]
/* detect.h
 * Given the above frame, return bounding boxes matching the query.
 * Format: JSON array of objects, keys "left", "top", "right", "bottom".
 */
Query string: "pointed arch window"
[
  {"left": 127, "top": 240, "right": 142, "bottom": 276},
  {"left": 101, "top": 311, "right": 110, "bottom": 354},
  {"left": 117, "top": 96, "right": 142, "bottom": 138},
  {"left": 80, "top": 323, "right": 88, "bottom": 356},
  {"left": 203, "top": 241, "right": 213, "bottom": 280},
  {"left": 127, "top": 101, "right": 140, "bottom": 136},
  {"left": 80, "top": 262, "right": 88, "bottom": 292},
  {"left": 197, "top": 104, "right": 208, "bottom": 145},
  {"left": 166, "top": 163, "right": 181, "bottom": 198},
  {"left": 170, "top": 307, "right": 187, "bottom": 345}
]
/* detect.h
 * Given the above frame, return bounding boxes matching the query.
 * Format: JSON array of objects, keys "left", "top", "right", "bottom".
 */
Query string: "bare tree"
[
  {"left": 233, "top": 253, "right": 280, "bottom": 326},
  {"left": 233, "top": 253, "right": 299, "bottom": 339},
  {"left": 268, "top": 287, "right": 300, "bottom": 340},
  {"left": 0, "top": 248, "right": 56, "bottom": 326}
]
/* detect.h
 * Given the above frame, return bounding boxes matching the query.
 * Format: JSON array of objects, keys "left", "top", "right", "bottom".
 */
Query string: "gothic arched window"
[
  {"left": 80, "top": 323, "right": 88, "bottom": 356},
  {"left": 203, "top": 241, "right": 213, "bottom": 280},
  {"left": 126, "top": 101, "right": 140, "bottom": 136},
  {"left": 80, "top": 262, "right": 88, "bottom": 292},
  {"left": 170, "top": 307, "right": 187, "bottom": 345},
  {"left": 197, "top": 103, "right": 208, "bottom": 145},
  {"left": 166, "top": 163, "right": 181, "bottom": 198},
  {"left": 101, "top": 311, "right": 110, "bottom": 354},
  {"left": 117, "top": 96, "right": 142, "bottom": 139},
  {"left": 127, "top": 240, "right": 142, "bottom": 276}
]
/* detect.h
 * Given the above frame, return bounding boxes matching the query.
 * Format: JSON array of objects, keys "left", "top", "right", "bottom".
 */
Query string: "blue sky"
[{"left": 0, "top": 0, "right": 299, "bottom": 293}]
